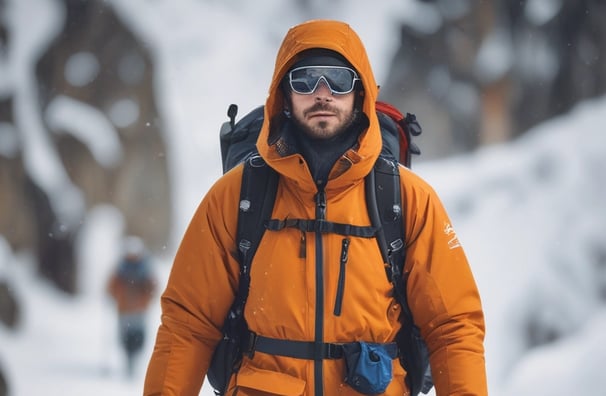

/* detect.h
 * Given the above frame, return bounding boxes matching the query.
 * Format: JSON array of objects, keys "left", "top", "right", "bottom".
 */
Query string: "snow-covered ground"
[
  {"left": 418, "top": 97, "right": 606, "bottom": 395},
  {"left": 1, "top": 0, "right": 605, "bottom": 395}
]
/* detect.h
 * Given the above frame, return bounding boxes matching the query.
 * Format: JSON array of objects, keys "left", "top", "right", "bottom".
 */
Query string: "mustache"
[{"left": 303, "top": 102, "right": 339, "bottom": 116}]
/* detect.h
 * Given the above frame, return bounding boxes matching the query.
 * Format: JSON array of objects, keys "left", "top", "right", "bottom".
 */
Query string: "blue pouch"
[{"left": 342, "top": 342, "right": 394, "bottom": 395}]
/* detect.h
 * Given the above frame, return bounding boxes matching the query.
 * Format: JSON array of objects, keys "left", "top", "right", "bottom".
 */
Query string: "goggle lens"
[{"left": 289, "top": 66, "right": 359, "bottom": 95}]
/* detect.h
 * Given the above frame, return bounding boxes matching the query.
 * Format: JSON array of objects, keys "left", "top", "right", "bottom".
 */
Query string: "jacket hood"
[{"left": 256, "top": 19, "right": 381, "bottom": 192}]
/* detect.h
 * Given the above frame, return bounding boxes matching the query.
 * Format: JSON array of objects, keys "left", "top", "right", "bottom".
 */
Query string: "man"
[
  {"left": 144, "top": 19, "right": 487, "bottom": 395},
  {"left": 107, "top": 235, "right": 156, "bottom": 377}
]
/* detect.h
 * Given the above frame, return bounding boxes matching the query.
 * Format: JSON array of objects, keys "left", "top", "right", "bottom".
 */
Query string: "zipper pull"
[
  {"left": 315, "top": 190, "right": 327, "bottom": 220},
  {"left": 299, "top": 231, "right": 306, "bottom": 258},
  {"left": 340, "top": 238, "right": 350, "bottom": 264}
]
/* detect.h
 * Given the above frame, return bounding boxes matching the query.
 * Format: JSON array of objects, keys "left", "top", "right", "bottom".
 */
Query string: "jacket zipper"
[
  {"left": 314, "top": 189, "right": 326, "bottom": 396},
  {"left": 333, "top": 238, "right": 349, "bottom": 316}
]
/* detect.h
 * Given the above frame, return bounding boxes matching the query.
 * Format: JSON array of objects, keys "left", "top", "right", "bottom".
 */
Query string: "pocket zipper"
[{"left": 333, "top": 237, "right": 350, "bottom": 316}]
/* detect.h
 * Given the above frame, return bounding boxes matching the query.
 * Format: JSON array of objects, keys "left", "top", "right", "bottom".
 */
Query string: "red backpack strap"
[
  {"left": 376, "top": 101, "right": 409, "bottom": 165},
  {"left": 376, "top": 101, "right": 422, "bottom": 167}
]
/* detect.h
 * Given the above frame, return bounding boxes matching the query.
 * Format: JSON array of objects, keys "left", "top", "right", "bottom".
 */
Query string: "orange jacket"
[{"left": 144, "top": 19, "right": 487, "bottom": 395}]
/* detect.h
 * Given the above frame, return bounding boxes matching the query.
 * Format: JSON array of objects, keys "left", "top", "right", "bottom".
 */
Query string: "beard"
[{"left": 293, "top": 102, "right": 359, "bottom": 140}]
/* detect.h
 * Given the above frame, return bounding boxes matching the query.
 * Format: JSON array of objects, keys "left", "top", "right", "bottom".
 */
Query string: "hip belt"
[{"left": 245, "top": 333, "right": 398, "bottom": 361}]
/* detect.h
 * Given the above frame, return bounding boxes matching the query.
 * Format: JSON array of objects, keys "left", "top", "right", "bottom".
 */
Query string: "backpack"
[{"left": 208, "top": 102, "right": 433, "bottom": 396}]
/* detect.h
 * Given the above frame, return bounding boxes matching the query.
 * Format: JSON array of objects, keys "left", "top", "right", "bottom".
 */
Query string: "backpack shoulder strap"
[
  {"left": 365, "top": 156, "right": 433, "bottom": 396},
  {"left": 236, "top": 154, "right": 279, "bottom": 298},
  {"left": 365, "top": 156, "right": 406, "bottom": 303},
  {"left": 207, "top": 154, "right": 279, "bottom": 395}
]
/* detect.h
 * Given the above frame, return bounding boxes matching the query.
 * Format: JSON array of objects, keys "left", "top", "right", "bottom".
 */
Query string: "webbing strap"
[
  {"left": 266, "top": 218, "right": 377, "bottom": 238},
  {"left": 367, "top": 157, "right": 408, "bottom": 309},
  {"left": 247, "top": 334, "right": 399, "bottom": 361},
  {"left": 235, "top": 155, "right": 279, "bottom": 300}
]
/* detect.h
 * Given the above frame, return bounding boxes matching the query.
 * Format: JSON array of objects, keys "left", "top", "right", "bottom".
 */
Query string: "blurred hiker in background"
[{"left": 107, "top": 236, "right": 156, "bottom": 377}]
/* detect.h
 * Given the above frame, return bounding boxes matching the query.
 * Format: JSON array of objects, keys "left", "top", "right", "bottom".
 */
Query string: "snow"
[
  {"left": 1, "top": 0, "right": 605, "bottom": 395},
  {"left": 415, "top": 97, "right": 606, "bottom": 395},
  {"left": 525, "top": 0, "right": 564, "bottom": 26},
  {"left": 45, "top": 95, "right": 124, "bottom": 168},
  {"left": 63, "top": 51, "right": 101, "bottom": 87},
  {"left": 474, "top": 29, "right": 512, "bottom": 84}
]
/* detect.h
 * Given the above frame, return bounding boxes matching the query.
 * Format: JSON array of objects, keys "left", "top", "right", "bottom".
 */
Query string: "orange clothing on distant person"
[{"left": 107, "top": 252, "right": 156, "bottom": 314}]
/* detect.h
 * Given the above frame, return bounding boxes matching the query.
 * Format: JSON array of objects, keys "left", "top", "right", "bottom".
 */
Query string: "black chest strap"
[{"left": 266, "top": 218, "right": 377, "bottom": 237}]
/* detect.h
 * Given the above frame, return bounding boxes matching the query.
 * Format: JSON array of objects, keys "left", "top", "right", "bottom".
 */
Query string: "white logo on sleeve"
[{"left": 443, "top": 222, "right": 461, "bottom": 250}]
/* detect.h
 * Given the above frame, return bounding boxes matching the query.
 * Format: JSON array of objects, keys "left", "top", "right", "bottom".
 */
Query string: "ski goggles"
[{"left": 288, "top": 66, "right": 360, "bottom": 95}]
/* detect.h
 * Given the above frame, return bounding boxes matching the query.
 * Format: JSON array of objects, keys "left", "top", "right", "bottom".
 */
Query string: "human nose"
[{"left": 313, "top": 78, "right": 333, "bottom": 99}]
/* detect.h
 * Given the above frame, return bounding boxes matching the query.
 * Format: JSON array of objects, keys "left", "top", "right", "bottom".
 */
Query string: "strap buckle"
[
  {"left": 245, "top": 332, "right": 258, "bottom": 358},
  {"left": 325, "top": 343, "right": 344, "bottom": 359}
]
